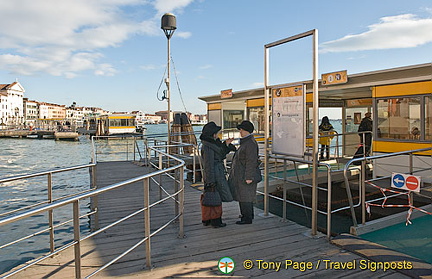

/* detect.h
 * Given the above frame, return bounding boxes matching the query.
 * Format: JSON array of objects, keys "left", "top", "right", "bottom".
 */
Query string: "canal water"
[
  {"left": 0, "top": 124, "right": 186, "bottom": 274},
  {"left": 1, "top": 122, "right": 345, "bottom": 274}
]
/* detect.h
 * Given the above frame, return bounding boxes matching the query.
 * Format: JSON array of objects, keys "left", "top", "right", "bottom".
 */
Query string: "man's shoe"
[{"left": 236, "top": 220, "right": 252, "bottom": 225}]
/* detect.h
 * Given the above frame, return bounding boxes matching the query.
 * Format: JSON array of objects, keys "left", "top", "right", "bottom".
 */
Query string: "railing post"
[
  {"left": 126, "top": 137, "right": 129, "bottom": 161},
  {"left": 91, "top": 165, "right": 99, "bottom": 231},
  {"left": 73, "top": 200, "right": 82, "bottom": 279},
  {"left": 409, "top": 152, "right": 415, "bottom": 211},
  {"left": 133, "top": 137, "right": 136, "bottom": 161},
  {"left": 326, "top": 165, "right": 332, "bottom": 240},
  {"left": 159, "top": 153, "right": 163, "bottom": 199},
  {"left": 174, "top": 168, "right": 179, "bottom": 218},
  {"left": 144, "top": 177, "right": 151, "bottom": 268},
  {"left": 47, "top": 172, "right": 54, "bottom": 254},
  {"left": 409, "top": 152, "right": 413, "bottom": 174},
  {"left": 361, "top": 159, "right": 366, "bottom": 225},
  {"left": 193, "top": 146, "right": 196, "bottom": 183},
  {"left": 282, "top": 159, "right": 287, "bottom": 222},
  {"left": 178, "top": 167, "right": 185, "bottom": 238}
]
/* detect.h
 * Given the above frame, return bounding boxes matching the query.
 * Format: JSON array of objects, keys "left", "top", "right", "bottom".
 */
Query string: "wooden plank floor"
[{"left": 11, "top": 161, "right": 417, "bottom": 278}]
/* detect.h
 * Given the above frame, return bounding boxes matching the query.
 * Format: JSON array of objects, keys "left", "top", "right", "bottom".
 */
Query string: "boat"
[
  {"left": 190, "top": 120, "right": 208, "bottom": 126},
  {"left": 84, "top": 114, "right": 138, "bottom": 136}
]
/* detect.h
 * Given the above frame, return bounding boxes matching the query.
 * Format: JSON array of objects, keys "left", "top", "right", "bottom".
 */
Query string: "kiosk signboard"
[{"left": 272, "top": 85, "right": 305, "bottom": 157}]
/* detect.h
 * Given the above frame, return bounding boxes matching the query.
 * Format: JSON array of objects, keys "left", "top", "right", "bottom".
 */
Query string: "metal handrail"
[
  {"left": 257, "top": 154, "right": 334, "bottom": 239},
  {"left": 0, "top": 162, "right": 97, "bottom": 255},
  {"left": 343, "top": 147, "right": 432, "bottom": 227},
  {"left": 0, "top": 144, "right": 185, "bottom": 279}
]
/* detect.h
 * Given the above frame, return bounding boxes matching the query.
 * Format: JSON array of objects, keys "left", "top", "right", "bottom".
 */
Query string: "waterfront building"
[
  {"left": 89, "top": 107, "right": 109, "bottom": 116},
  {"left": 155, "top": 110, "right": 173, "bottom": 122},
  {"left": 66, "top": 106, "right": 86, "bottom": 128},
  {"left": 189, "top": 113, "right": 207, "bottom": 124},
  {"left": 38, "top": 102, "right": 66, "bottom": 120},
  {"left": 143, "top": 113, "right": 162, "bottom": 124},
  {"left": 0, "top": 81, "right": 25, "bottom": 126},
  {"left": 23, "top": 98, "right": 39, "bottom": 127}
]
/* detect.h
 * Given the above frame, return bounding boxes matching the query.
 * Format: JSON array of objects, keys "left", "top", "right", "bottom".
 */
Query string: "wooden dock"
[
  {"left": 10, "top": 161, "right": 430, "bottom": 278},
  {"left": 0, "top": 130, "right": 79, "bottom": 140}
]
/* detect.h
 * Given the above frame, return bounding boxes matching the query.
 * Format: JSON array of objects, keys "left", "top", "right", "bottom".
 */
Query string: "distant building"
[
  {"left": 143, "top": 113, "right": 162, "bottom": 124},
  {"left": 155, "top": 110, "right": 173, "bottom": 122},
  {"left": 23, "top": 98, "right": 39, "bottom": 126},
  {"left": 38, "top": 102, "right": 66, "bottom": 120},
  {"left": 0, "top": 82, "right": 25, "bottom": 126}
]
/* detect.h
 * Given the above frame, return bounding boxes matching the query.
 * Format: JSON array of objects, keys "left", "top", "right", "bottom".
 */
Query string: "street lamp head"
[{"left": 161, "top": 13, "right": 176, "bottom": 39}]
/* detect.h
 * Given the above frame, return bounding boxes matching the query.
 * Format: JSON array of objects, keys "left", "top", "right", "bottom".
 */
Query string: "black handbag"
[{"left": 202, "top": 183, "right": 222, "bottom": 207}]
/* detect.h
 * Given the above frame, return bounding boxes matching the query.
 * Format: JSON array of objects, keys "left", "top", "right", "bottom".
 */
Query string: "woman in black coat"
[
  {"left": 228, "top": 120, "right": 261, "bottom": 225},
  {"left": 200, "top": 122, "right": 235, "bottom": 228}
]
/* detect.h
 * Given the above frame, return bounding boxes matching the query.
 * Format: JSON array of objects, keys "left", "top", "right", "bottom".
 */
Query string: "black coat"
[
  {"left": 228, "top": 134, "right": 260, "bottom": 202},
  {"left": 201, "top": 137, "right": 236, "bottom": 202}
]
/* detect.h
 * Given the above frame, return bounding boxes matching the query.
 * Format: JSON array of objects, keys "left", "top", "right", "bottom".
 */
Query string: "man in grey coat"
[{"left": 228, "top": 120, "right": 262, "bottom": 225}]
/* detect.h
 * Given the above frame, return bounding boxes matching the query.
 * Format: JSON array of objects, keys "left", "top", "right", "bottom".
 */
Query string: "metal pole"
[
  {"left": 47, "top": 173, "right": 54, "bottom": 253},
  {"left": 282, "top": 159, "right": 287, "bottom": 222},
  {"left": 167, "top": 37, "right": 171, "bottom": 150},
  {"left": 73, "top": 200, "right": 81, "bottom": 279},
  {"left": 361, "top": 160, "right": 366, "bottom": 225},
  {"left": 133, "top": 137, "right": 136, "bottom": 161},
  {"left": 159, "top": 153, "right": 163, "bottom": 199},
  {"left": 178, "top": 167, "right": 185, "bottom": 238},
  {"left": 263, "top": 46, "right": 270, "bottom": 216},
  {"left": 409, "top": 153, "right": 413, "bottom": 174},
  {"left": 126, "top": 137, "right": 129, "bottom": 161},
  {"left": 327, "top": 166, "right": 332, "bottom": 240},
  {"left": 91, "top": 164, "right": 99, "bottom": 231},
  {"left": 311, "top": 29, "right": 319, "bottom": 236},
  {"left": 174, "top": 169, "right": 179, "bottom": 218},
  {"left": 193, "top": 146, "right": 196, "bottom": 182},
  {"left": 144, "top": 177, "right": 151, "bottom": 268}
]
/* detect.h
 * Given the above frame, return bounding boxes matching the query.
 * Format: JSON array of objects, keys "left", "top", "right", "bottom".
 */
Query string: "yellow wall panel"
[
  {"left": 247, "top": 98, "right": 265, "bottom": 107},
  {"left": 208, "top": 103, "right": 222, "bottom": 111},
  {"left": 373, "top": 81, "right": 432, "bottom": 98},
  {"left": 374, "top": 141, "right": 432, "bottom": 155}
]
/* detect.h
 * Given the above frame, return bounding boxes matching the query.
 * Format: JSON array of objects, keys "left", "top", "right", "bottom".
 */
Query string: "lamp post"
[{"left": 161, "top": 13, "right": 176, "bottom": 147}]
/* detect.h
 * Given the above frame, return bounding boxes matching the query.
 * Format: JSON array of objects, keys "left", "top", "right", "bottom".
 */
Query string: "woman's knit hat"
[{"left": 201, "top": 121, "right": 221, "bottom": 136}]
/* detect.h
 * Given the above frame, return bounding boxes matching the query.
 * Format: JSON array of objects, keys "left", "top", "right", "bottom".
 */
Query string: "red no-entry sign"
[
  {"left": 406, "top": 176, "right": 420, "bottom": 191},
  {"left": 391, "top": 173, "right": 421, "bottom": 193}
]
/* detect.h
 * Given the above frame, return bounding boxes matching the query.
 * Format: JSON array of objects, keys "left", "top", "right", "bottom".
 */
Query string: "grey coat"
[
  {"left": 201, "top": 138, "right": 236, "bottom": 202},
  {"left": 228, "top": 134, "right": 261, "bottom": 202}
]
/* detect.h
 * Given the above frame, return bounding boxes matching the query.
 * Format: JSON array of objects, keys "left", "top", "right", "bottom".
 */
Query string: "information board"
[{"left": 271, "top": 85, "right": 305, "bottom": 157}]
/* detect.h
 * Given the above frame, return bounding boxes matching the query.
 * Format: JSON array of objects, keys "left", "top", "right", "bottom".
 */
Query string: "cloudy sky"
[{"left": 0, "top": 0, "right": 431, "bottom": 114}]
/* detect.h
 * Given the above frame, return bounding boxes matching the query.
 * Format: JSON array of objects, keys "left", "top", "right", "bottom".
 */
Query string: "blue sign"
[{"left": 392, "top": 174, "right": 405, "bottom": 188}]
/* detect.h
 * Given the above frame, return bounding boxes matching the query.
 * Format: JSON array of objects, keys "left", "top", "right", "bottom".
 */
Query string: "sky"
[{"left": 0, "top": 0, "right": 431, "bottom": 116}]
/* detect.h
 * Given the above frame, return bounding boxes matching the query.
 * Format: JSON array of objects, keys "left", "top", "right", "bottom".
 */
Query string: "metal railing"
[
  {"left": 343, "top": 147, "right": 432, "bottom": 228},
  {"left": 257, "top": 154, "right": 334, "bottom": 239},
  {"left": 0, "top": 139, "right": 185, "bottom": 278},
  {"left": 0, "top": 164, "right": 97, "bottom": 255},
  {"left": 253, "top": 131, "right": 377, "bottom": 239}
]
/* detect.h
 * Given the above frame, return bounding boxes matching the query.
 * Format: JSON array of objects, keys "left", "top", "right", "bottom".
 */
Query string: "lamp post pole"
[{"left": 161, "top": 13, "right": 176, "bottom": 147}]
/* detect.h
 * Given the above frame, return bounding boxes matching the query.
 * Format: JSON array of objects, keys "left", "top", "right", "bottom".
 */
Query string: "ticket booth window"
[
  {"left": 223, "top": 110, "right": 244, "bottom": 130},
  {"left": 377, "top": 97, "right": 421, "bottom": 140},
  {"left": 248, "top": 107, "right": 264, "bottom": 133}
]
